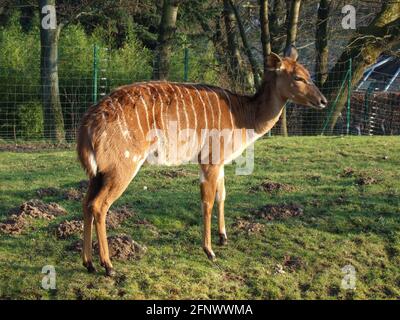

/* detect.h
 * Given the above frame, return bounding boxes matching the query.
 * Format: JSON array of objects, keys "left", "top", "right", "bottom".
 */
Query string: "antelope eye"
[{"left": 294, "top": 76, "right": 304, "bottom": 82}]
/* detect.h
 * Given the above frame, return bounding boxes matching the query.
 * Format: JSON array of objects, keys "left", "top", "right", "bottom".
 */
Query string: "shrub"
[{"left": 17, "top": 102, "right": 43, "bottom": 139}]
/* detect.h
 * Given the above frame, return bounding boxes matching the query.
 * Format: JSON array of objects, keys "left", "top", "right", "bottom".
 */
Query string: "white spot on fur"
[
  {"left": 124, "top": 150, "right": 130, "bottom": 158},
  {"left": 200, "top": 171, "right": 206, "bottom": 183},
  {"left": 88, "top": 152, "right": 97, "bottom": 176}
]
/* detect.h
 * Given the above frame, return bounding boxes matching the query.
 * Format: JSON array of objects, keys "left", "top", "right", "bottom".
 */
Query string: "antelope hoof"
[
  {"left": 219, "top": 233, "right": 228, "bottom": 246},
  {"left": 203, "top": 247, "right": 216, "bottom": 261},
  {"left": 105, "top": 266, "right": 115, "bottom": 277},
  {"left": 83, "top": 261, "right": 96, "bottom": 273}
]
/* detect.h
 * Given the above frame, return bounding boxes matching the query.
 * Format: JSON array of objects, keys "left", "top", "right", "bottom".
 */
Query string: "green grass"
[{"left": 0, "top": 136, "right": 399, "bottom": 300}]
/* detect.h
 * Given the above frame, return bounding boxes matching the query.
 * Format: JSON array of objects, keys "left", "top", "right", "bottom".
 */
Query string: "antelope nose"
[{"left": 319, "top": 97, "right": 328, "bottom": 108}]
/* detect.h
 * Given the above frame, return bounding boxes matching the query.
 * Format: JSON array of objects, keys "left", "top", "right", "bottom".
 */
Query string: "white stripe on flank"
[
  {"left": 206, "top": 86, "right": 222, "bottom": 131},
  {"left": 124, "top": 88, "right": 151, "bottom": 134},
  {"left": 221, "top": 89, "right": 234, "bottom": 130},
  {"left": 145, "top": 86, "right": 156, "bottom": 130},
  {"left": 201, "top": 86, "right": 215, "bottom": 129},
  {"left": 166, "top": 83, "right": 180, "bottom": 133},
  {"left": 189, "top": 85, "right": 208, "bottom": 148},
  {"left": 184, "top": 86, "right": 197, "bottom": 135},
  {"left": 175, "top": 85, "right": 189, "bottom": 130},
  {"left": 148, "top": 83, "right": 167, "bottom": 156},
  {"left": 117, "top": 100, "right": 136, "bottom": 140}
]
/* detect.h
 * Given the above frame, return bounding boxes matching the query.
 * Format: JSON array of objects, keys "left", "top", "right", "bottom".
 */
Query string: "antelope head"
[{"left": 266, "top": 46, "right": 328, "bottom": 110}]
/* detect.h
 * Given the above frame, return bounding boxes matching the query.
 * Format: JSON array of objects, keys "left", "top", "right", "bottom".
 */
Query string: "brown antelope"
[{"left": 77, "top": 46, "right": 327, "bottom": 276}]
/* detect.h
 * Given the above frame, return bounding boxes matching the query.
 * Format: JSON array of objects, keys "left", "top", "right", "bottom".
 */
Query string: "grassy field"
[{"left": 0, "top": 136, "right": 399, "bottom": 300}]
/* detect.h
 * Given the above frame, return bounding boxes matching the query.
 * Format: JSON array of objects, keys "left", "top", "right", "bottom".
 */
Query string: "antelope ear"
[
  {"left": 266, "top": 52, "right": 283, "bottom": 71},
  {"left": 284, "top": 45, "right": 298, "bottom": 61}
]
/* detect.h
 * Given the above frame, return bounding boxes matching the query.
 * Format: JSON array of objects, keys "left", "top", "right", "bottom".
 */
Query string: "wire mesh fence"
[{"left": 0, "top": 43, "right": 399, "bottom": 142}]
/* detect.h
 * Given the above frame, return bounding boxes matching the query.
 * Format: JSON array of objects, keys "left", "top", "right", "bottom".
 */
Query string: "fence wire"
[{"left": 0, "top": 44, "right": 399, "bottom": 142}]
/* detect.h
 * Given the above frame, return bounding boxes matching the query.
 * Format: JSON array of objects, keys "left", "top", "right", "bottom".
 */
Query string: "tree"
[
  {"left": 269, "top": 0, "right": 287, "bottom": 54},
  {"left": 279, "top": 0, "right": 301, "bottom": 136},
  {"left": 259, "top": 0, "right": 272, "bottom": 74},
  {"left": 228, "top": 0, "right": 261, "bottom": 89},
  {"left": 222, "top": 0, "right": 247, "bottom": 91},
  {"left": 315, "top": 0, "right": 330, "bottom": 87},
  {"left": 322, "top": 1, "right": 400, "bottom": 133},
  {"left": 39, "top": 0, "right": 65, "bottom": 142},
  {"left": 152, "top": 0, "right": 180, "bottom": 80}
]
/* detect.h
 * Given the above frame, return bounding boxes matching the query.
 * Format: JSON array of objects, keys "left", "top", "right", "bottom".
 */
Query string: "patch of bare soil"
[
  {"left": 233, "top": 218, "right": 264, "bottom": 234},
  {"left": 282, "top": 255, "right": 305, "bottom": 271},
  {"left": 0, "top": 199, "right": 68, "bottom": 235},
  {"left": 56, "top": 220, "right": 84, "bottom": 239},
  {"left": 0, "top": 143, "right": 71, "bottom": 152},
  {"left": 356, "top": 176, "right": 378, "bottom": 186},
  {"left": 0, "top": 215, "right": 28, "bottom": 235},
  {"left": 36, "top": 187, "right": 61, "bottom": 198},
  {"left": 250, "top": 181, "right": 294, "bottom": 193},
  {"left": 36, "top": 186, "right": 85, "bottom": 201},
  {"left": 158, "top": 168, "right": 195, "bottom": 178},
  {"left": 253, "top": 204, "right": 303, "bottom": 221},
  {"left": 341, "top": 167, "right": 355, "bottom": 177},
  {"left": 55, "top": 206, "right": 135, "bottom": 239},
  {"left": 106, "top": 206, "right": 136, "bottom": 229},
  {"left": 77, "top": 180, "right": 89, "bottom": 191},
  {"left": 63, "top": 188, "right": 84, "bottom": 201},
  {"left": 69, "top": 235, "right": 147, "bottom": 261},
  {"left": 96, "top": 235, "right": 147, "bottom": 260}
]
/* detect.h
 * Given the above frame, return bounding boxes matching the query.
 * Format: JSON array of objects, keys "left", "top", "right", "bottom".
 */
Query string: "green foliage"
[{"left": 17, "top": 102, "right": 43, "bottom": 140}]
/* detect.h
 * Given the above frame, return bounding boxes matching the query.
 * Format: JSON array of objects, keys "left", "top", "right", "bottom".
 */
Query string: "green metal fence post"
[
  {"left": 184, "top": 47, "right": 189, "bottom": 82},
  {"left": 93, "top": 44, "right": 99, "bottom": 104},
  {"left": 346, "top": 58, "right": 352, "bottom": 135}
]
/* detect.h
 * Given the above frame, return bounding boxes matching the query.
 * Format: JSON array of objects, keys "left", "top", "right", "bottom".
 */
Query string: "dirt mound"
[
  {"left": 56, "top": 220, "right": 84, "bottom": 239},
  {"left": 341, "top": 167, "right": 355, "bottom": 177},
  {"left": 158, "top": 168, "right": 195, "bottom": 178},
  {"left": 233, "top": 218, "right": 264, "bottom": 234},
  {"left": 69, "top": 235, "right": 147, "bottom": 261},
  {"left": 55, "top": 206, "right": 135, "bottom": 239},
  {"left": 36, "top": 187, "right": 61, "bottom": 198},
  {"left": 254, "top": 204, "right": 303, "bottom": 221},
  {"left": 63, "top": 188, "right": 84, "bottom": 201},
  {"left": 96, "top": 235, "right": 147, "bottom": 260},
  {"left": 356, "top": 176, "right": 378, "bottom": 186},
  {"left": 0, "top": 215, "right": 28, "bottom": 235},
  {"left": 107, "top": 206, "right": 135, "bottom": 229},
  {"left": 0, "top": 199, "right": 68, "bottom": 235},
  {"left": 282, "top": 255, "right": 305, "bottom": 271},
  {"left": 250, "top": 181, "right": 294, "bottom": 193},
  {"left": 77, "top": 180, "right": 89, "bottom": 191},
  {"left": 17, "top": 199, "right": 67, "bottom": 218},
  {"left": 36, "top": 186, "right": 85, "bottom": 201}
]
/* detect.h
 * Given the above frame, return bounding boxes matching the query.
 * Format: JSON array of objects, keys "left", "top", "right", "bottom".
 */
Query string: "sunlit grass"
[{"left": 0, "top": 136, "right": 399, "bottom": 299}]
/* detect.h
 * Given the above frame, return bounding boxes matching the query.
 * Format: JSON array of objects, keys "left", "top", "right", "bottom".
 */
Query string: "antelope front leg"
[
  {"left": 200, "top": 164, "right": 220, "bottom": 261},
  {"left": 216, "top": 166, "right": 227, "bottom": 245}
]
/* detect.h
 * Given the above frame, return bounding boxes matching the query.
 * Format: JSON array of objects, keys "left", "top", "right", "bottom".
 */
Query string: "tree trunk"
[
  {"left": 223, "top": 0, "right": 247, "bottom": 91},
  {"left": 229, "top": 0, "right": 261, "bottom": 89},
  {"left": 260, "top": 0, "right": 271, "bottom": 73},
  {"left": 322, "top": 2, "right": 400, "bottom": 134},
  {"left": 315, "top": 0, "right": 330, "bottom": 87},
  {"left": 39, "top": 0, "right": 65, "bottom": 142},
  {"left": 269, "top": 0, "right": 286, "bottom": 54},
  {"left": 153, "top": 0, "right": 179, "bottom": 80},
  {"left": 280, "top": 0, "right": 301, "bottom": 136},
  {"left": 303, "top": 0, "right": 330, "bottom": 134}
]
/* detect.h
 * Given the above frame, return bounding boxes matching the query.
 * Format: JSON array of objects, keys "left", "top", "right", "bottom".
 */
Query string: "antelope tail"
[{"left": 77, "top": 120, "right": 98, "bottom": 179}]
